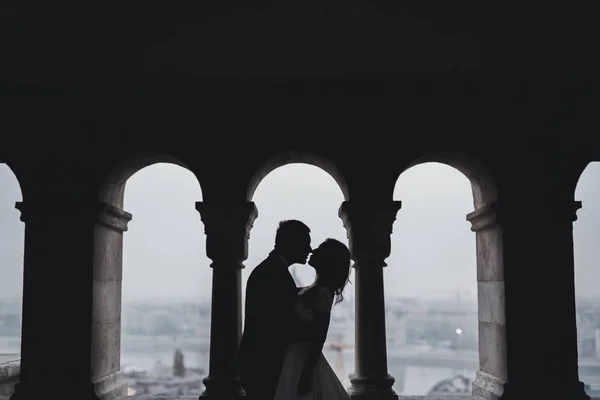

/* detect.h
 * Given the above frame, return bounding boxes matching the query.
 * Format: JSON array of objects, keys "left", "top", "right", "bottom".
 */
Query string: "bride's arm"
[
  {"left": 289, "top": 297, "right": 317, "bottom": 342},
  {"left": 300, "top": 288, "right": 333, "bottom": 380},
  {"left": 293, "top": 297, "right": 314, "bottom": 322}
]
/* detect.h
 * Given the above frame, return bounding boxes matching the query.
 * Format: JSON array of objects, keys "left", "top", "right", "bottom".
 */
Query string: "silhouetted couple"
[{"left": 239, "top": 220, "right": 352, "bottom": 400}]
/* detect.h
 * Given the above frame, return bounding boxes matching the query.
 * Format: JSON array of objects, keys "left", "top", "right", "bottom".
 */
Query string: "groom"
[{"left": 238, "top": 220, "right": 314, "bottom": 400}]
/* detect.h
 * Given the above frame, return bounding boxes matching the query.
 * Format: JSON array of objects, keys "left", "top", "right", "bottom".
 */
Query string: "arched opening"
[
  {"left": 403, "top": 153, "right": 497, "bottom": 209},
  {"left": 573, "top": 161, "right": 600, "bottom": 396},
  {"left": 94, "top": 157, "right": 209, "bottom": 399},
  {"left": 246, "top": 151, "right": 350, "bottom": 201},
  {"left": 244, "top": 163, "right": 353, "bottom": 387},
  {"left": 120, "top": 163, "right": 208, "bottom": 397},
  {"left": 386, "top": 162, "right": 480, "bottom": 396},
  {"left": 0, "top": 164, "right": 24, "bottom": 396}
]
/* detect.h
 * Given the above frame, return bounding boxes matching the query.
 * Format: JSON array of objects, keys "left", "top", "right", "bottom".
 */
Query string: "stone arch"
[
  {"left": 246, "top": 151, "right": 350, "bottom": 201},
  {"left": 572, "top": 160, "right": 600, "bottom": 395},
  {"left": 574, "top": 160, "right": 599, "bottom": 199},
  {"left": 399, "top": 152, "right": 498, "bottom": 209},
  {"left": 0, "top": 162, "right": 24, "bottom": 396},
  {"left": 99, "top": 152, "right": 202, "bottom": 208},
  {"left": 92, "top": 152, "right": 205, "bottom": 400},
  {"left": 391, "top": 152, "right": 505, "bottom": 400},
  {"left": 242, "top": 159, "right": 351, "bottom": 386},
  {"left": 0, "top": 161, "right": 25, "bottom": 201}
]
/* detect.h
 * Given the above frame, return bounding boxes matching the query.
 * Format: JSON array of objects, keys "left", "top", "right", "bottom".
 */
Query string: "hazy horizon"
[{"left": 1, "top": 161, "right": 600, "bottom": 303}]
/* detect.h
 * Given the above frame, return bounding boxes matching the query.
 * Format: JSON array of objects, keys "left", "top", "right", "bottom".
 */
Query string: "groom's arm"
[
  {"left": 247, "top": 267, "right": 287, "bottom": 340},
  {"left": 255, "top": 268, "right": 301, "bottom": 341}
]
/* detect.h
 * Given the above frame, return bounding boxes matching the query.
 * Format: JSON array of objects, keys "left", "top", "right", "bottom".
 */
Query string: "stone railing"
[
  {"left": 1, "top": 371, "right": 599, "bottom": 400},
  {"left": 0, "top": 354, "right": 19, "bottom": 397}
]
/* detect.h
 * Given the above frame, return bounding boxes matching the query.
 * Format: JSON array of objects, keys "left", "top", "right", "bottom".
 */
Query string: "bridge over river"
[{"left": 387, "top": 348, "right": 600, "bottom": 372}]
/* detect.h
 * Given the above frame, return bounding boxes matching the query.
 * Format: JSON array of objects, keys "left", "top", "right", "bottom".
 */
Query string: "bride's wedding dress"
[{"left": 273, "top": 285, "right": 351, "bottom": 400}]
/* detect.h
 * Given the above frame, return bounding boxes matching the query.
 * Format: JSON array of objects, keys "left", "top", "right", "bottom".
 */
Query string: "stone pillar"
[
  {"left": 339, "top": 201, "right": 401, "bottom": 400},
  {"left": 467, "top": 202, "right": 507, "bottom": 400},
  {"left": 499, "top": 198, "right": 588, "bottom": 399},
  {"left": 91, "top": 202, "right": 132, "bottom": 400},
  {"left": 11, "top": 200, "right": 126, "bottom": 400},
  {"left": 196, "top": 202, "right": 258, "bottom": 400}
]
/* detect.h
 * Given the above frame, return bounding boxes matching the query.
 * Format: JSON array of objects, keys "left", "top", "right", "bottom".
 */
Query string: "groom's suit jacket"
[{"left": 238, "top": 252, "right": 310, "bottom": 399}]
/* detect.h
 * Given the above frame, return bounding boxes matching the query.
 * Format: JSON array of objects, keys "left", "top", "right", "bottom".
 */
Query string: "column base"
[
  {"left": 92, "top": 371, "right": 129, "bottom": 400},
  {"left": 200, "top": 376, "right": 245, "bottom": 400},
  {"left": 0, "top": 359, "right": 19, "bottom": 397},
  {"left": 348, "top": 373, "right": 398, "bottom": 400},
  {"left": 500, "top": 380, "right": 589, "bottom": 400},
  {"left": 0, "top": 378, "right": 18, "bottom": 397},
  {"left": 472, "top": 371, "right": 505, "bottom": 400}
]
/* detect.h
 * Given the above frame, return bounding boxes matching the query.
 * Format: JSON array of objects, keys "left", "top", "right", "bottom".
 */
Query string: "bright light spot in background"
[{"left": 386, "top": 162, "right": 478, "bottom": 396}]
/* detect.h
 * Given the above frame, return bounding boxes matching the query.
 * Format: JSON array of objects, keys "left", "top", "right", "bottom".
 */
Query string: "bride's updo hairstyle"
[{"left": 317, "top": 238, "right": 351, "bottom": 304}]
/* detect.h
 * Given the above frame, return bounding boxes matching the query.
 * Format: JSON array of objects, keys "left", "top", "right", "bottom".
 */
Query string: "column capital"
[
  {"left": 196, "top": 202, "right": 258, "bottom": 264},
  {"left": 533, "top": 199, "right": 582, "bottom": 224},
  {"left": 572, "top": 200, "right": 583, "bottom": 222},
  {"left": 196, "top": 202, "right": 258, "bottom": 238},
  {"left": 467, "top": 200, "right": 582, "bottom": 232},
  {"left": 97, "top": 202, "right": 132, "bottom": 232},
  {"left": 15, "top": 201, "right": 132, "bottom": 232},
  {"left": 338, "top": 201, "right": 402, "bottom": 264},
  {"left": 467, "top": 202, "right": 498, "bottom": 232}
]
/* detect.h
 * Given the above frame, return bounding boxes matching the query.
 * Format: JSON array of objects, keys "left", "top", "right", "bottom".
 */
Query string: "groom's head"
[{"left": 274, "top": 220, "right": 312, "bottom": 265}]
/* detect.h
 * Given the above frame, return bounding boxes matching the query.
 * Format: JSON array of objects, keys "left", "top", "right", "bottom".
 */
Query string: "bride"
[{"left": 273, "top": 238, "right": 352, "bottom": 400}]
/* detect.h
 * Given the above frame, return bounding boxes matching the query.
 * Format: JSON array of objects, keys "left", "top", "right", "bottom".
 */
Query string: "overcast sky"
[{"left": 1, "top": 161, "right": 599, "bottom": 303}]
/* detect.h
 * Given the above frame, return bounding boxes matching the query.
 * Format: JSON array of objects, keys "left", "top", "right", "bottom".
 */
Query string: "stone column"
[
  {"left": 467, "top": 202, "right": 507, "bottom": 400},
  {"left": 91, "top": 202, "right": 132, "bottom": 400},
  {"left": 339, "top": 200, "right": 401, "bottom": 400},
  {"left": 11, "top": 200, "right": 127, "bottom": 400},
  {"left": 196, "top": 202, "right": 258, "bottom": 400},
  {"left": 498, "top": 198, "right": 588, "bottom": 399}
]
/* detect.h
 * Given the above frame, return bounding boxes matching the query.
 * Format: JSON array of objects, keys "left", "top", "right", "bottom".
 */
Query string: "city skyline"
[{"left": 1, "top": 162, "right": 600, "bottom": 302}]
